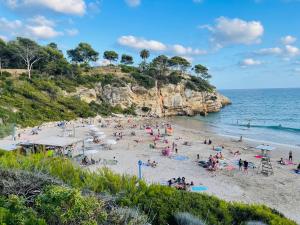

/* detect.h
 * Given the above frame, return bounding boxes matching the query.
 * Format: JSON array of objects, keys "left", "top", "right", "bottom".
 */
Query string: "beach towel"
[
  {"left": 293, "top": 170, "right": 300, "bottom": 174},
  {"left": 255, "top": 155, "right": 263, "bottom": 159},
  {"left": 284, "top": 160, "right": 297, "bottom": 165},
  {"left": 173, "top": 155, "right": 189, "bottom": 161},
  {"left": 191, "top": 186, "right": 208, "bottom": 192}
]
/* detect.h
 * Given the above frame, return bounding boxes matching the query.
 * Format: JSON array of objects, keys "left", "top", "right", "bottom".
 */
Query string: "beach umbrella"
[
  {"left": 215, "top": 146, "right": 222, "bottom": 151},
  {"left": 255, "top": 145, "right": 276, "bottom": 151},
  {"left": 106, "top": 139, "right": 117, "bottom": 145},
  {"left": 84, "top": 150, "right": 98, "bottom": 155}
]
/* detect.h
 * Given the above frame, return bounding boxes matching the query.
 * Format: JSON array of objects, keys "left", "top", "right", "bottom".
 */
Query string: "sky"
[{"left": 0, "top": 0, "right": 300, "bottom": 89}]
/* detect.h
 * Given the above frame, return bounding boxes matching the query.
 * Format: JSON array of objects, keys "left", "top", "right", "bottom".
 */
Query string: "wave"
[{"left": 236, "top": 124, "right": 300, "bottom": 133}]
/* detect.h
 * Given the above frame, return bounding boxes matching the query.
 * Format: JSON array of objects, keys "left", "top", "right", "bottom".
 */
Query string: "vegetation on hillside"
[
  {"left": 0, "top": 36, "right": 215, "bottom": 128},
  {"left": 0, "top": 151, "right": 296, "bottom": 225}
]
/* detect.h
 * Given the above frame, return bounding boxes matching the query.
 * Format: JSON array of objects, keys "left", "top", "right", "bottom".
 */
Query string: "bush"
[
  {"left": 131, "top": 72, "right": 155, "bottom": 89},
  {"left": 35, "top": 185, "right": 107, "bottom": 225},
  {"left": 173, "top": 212, "right": 205, "bottom": 225},
  {"left": 0, "top": 195, "right": 46, "bottom": 225},
  {"left": 168, "top": 72, "right": 182, "bottom": 85},
  {"left": 120, "top": 65, "right": 138, "bottom": 74},
  {"left": 107, "top": 207, "right": 149, "bottom": 225},
  {"left": 141, "top": 106, "right": 151, "bottom": 112}
]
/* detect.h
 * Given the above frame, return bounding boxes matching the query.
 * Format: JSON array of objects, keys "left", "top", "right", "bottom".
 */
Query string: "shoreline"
[{"left": 171, "top": 116, "right": 300, "bottom": 150}]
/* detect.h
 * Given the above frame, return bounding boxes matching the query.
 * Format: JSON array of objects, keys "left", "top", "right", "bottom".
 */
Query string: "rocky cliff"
[{"left": 76, "top": 82, "right": 231, "bottom": 117}]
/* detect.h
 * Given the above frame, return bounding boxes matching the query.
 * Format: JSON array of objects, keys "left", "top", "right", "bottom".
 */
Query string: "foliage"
[
  {"left": 0, "top": 168, "right": 64, "bottom": 205},
  {"left": 103, "top": 51, "right": 119, "bottom": 64},
  {"left": 172, "top": 212, "right": 205, "bottom": 225},
  {"left": 120, "top": 54, "right": 134, "bottom": 65},
  {"left": 185, "top": 76, "right": 214, "bottom": 92},
  {"left": 140, "top": 49, "right": 150, "bottom": 62},
  {"left": 168, "top": 71, "right": 182, "bottom": 85},
  {"left": 131, "top": 72, "right": 156, "bottom": 89},
  {"left": 0, "top": 152, "right": 295, "bottom": 225},
  {"left": 194, "top": 64, "right": 212, "bottom": 80},
  {"left": 67, "top": 42, "right": 99, "bottom": 65},
  {"left": 120, "top": 65, "right": 138, "bottom": 73},
  {"left": 35, "top": 185, "right": 107, "bottom": 225},
  {"left": 107, "top": 207, "right": 149, "bottom": 225},
  {"left": 168, "top": 56, "right": 191, "bottom": 73},
  {"left": 0, "top": 195, "right": 46, "bottom": 225}
]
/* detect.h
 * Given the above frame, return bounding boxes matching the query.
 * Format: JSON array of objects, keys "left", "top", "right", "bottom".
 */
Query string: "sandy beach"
[{"left": 2, "top": 116, "right": 300, "bottom": 223}]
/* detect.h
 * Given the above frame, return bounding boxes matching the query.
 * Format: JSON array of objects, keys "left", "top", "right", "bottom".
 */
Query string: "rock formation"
[{"left": 76, "top": 82, "right": 231, "bottom": 117}]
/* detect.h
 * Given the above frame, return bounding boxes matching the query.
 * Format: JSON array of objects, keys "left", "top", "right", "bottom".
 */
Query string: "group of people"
[
  {"left": 204, "top": 139, "right": 212, "bottom": 145},
  {"left": 146, "top": 160, "right": 158, "bottom": 168},
  {"left": 238, "top": 158, "right": 249, "bottom": 174},
  {"left": 207, "top": 154, "right": 220, "bottom": 171},
  {"left": 168, "top": 177, "right": 194, "bottom": 191}
]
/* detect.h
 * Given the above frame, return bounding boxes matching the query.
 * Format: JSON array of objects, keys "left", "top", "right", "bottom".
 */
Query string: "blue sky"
[{"left": 0, "top": 0, "right": 300, "bottom": 89}]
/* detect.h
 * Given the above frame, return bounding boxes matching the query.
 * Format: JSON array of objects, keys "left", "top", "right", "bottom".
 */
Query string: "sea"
[{"left": 194, "top": 88, "right": 300, "bottom": 147}]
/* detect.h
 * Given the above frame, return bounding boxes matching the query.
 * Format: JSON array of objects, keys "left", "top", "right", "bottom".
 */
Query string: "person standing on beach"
[
  {"left": 289, "top": 151, "right": 293, "bottom": 161},
  {"left": 243, "top": 160, "right": 249, "bottom": 174},
  {"left": 238, "top": 159, "right": 243, "bottom": 171}
]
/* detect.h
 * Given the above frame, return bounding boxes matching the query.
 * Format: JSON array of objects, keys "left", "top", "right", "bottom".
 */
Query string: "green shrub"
[
  {"left": 0, "top": 195, "right": 46, "bottom": 225},
  {"left": 120, "top": 65, "right": 138, "bottom": 74},
  {"left": 107, "top": 207, "right": 149, "bottom": 225},
  {"left": 35, "top": 185, "right": 107, "bottom": 225},
  {"left": 173, "top": 212, "right": 205, "bottom": 225},
  {"left": 0, "top": 71, "right": 12, "bottom": 80},
  {"left": 168, "top": 72, "right": 182, "bottom": 85},
  {"left": 131, "top": 72, "right": 155, "bottom": 89}
]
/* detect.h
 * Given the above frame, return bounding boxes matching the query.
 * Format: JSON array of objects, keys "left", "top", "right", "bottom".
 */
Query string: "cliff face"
[{"left": 77, "top": 82, "right": 231, "bottom": 117}]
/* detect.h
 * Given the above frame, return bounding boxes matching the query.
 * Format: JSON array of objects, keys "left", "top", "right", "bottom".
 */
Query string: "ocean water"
[{"left": 194, "top": 88, "right": 300, "bottom": 146}]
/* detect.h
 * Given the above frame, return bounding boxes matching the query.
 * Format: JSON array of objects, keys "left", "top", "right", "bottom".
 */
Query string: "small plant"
[{"left": 173, "top": 212, "right": 205, "bottom": 225}]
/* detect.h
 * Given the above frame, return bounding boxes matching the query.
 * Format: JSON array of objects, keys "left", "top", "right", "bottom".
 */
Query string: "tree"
[
  {"left": 140, "top": 49, "right": 150, "bottom": 62},
  {"left": 11, "top": 37, "right": 43, "bottom": 79},
  {"left": 0, "top": 38, "right": 7, "bottom": 75},
  {"left": 152, "top": 55, "right": 169, "bottom": 76},
  {"left": 121, "top": 54, "right": 134, "bottom": 65},
  {"left": 103, "top": 50, "right": 118, "bottom": 65},
  {"left": 168, "top": 56, "right": 191, "bottom": 74},
  {"left": 67, "top": 43, "right": 99, "bottom": 65},
  {"left": 194, "top": 64, "right": 212, "bottom": 80}
]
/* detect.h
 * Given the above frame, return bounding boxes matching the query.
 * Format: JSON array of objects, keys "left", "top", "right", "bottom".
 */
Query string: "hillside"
[{"left": 0, "top": 37, "right": 231, "bottom": 130}]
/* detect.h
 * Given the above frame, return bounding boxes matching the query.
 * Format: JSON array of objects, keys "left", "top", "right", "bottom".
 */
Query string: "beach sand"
[{"left": 3, "top": 116, "right": 300, "bottom": 223}]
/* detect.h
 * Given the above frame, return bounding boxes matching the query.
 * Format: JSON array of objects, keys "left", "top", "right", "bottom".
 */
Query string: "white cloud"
[
  {"left": 4, "top": 0, "right": 86, "bottom": 15},
  {"left": 193, "top": 0, "right": 204, "bottom": 3},
  {"left": 0, "top": 16, "right": 63, "bottom": 40},
  {"left": 281, "top": 35, "right": 297, "bottom": 45},
  {"left": 93, "top": 59, "right": 110, "bottom": 67},
  {"left": 240, "top": 58, "right": 262, "bottom": 67},
  {"left": 26, "top": 25, "right": 62, "bottom": 39},
  {"left": 0, "top": 17, "right": 22, "bottom": 31},
  {"left": 285, "top": 45, "right": 300, "bottom": 57},
  {"left": 256, "top": 47, "right": 282, "bottom": 55},
  {"left": 65, "top": 28, "right": 79, "bottom": 36},
  {"left": 202, "top": 17, "right": 264, "bottom": 48},
  {"left": 118, "top": 35, "right": 207, "bottom": 58},
  {"left": 118, "top": 35, "right": 167, "bottom": 51},
  {"left": 125, "top": 0, "right": 140, "bottom": 7},
  {"left": 171, "top": 44, "right": 207, "bottom": 55}
]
